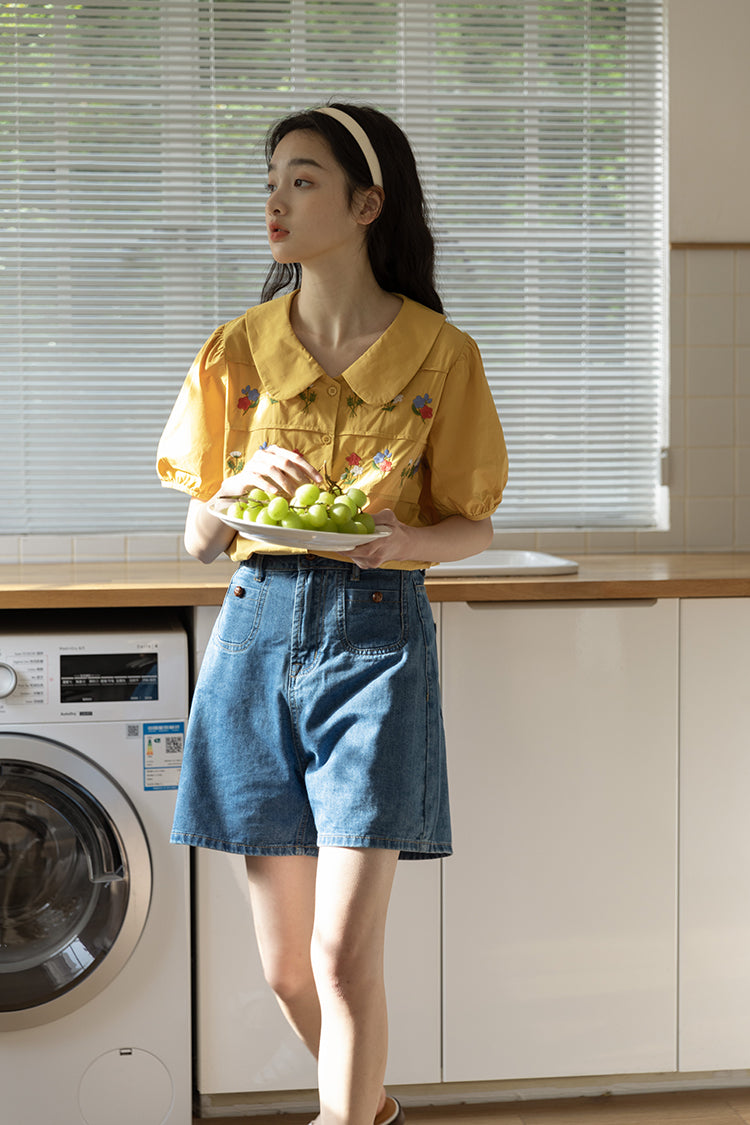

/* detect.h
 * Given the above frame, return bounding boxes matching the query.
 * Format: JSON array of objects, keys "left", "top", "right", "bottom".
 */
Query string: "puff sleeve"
[
  {"left": 155, "top": 327, "right": 229, "bottom": 501},
  {"left": 422, "top": 334, "right": 508, "bottom": 521}
]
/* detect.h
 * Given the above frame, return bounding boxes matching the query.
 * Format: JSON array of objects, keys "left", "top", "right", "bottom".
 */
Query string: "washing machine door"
[{"left": 0, "top": 732, "right": 152, "bottom": 1030}]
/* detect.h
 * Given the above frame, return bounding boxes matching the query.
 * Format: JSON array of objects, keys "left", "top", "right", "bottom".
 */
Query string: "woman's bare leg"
[
  {"left": 245, "top": 849, "right": 398, "bottom": 1124},
  {"left": 245, "top": 854, "right": 321, "bottom": 1054},
  {"left": 312, "top": 846, "right": 399, "bottom": 1125}
]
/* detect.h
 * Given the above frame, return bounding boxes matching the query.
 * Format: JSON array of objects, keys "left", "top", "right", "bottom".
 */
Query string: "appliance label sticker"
[{"left": 143, "top": 721, "right": 184, "bottom": 790}]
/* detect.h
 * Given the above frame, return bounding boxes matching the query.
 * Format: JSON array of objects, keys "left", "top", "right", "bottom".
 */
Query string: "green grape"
[
  {"left": 346, "top": 487, "right": 368, "bottom": 510},
  {"left": 267, "top": 496, "right": 290, "bottom": 521},
  {"left": 294, "top": 482, "right": 321, "bottom": 507},
  {"left": 306, "top": 503, "right": 328, "bottom": 528},
  {"left": 330, "top": 503, "right": 353, "bottom": 527},
  {"left": 231, "top": 476, "right": 375, "bottom": 537}
]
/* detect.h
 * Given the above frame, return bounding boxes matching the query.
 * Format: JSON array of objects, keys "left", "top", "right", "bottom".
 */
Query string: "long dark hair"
[{"left": 261, "top": 102, "right": 443, "bottom": 314}]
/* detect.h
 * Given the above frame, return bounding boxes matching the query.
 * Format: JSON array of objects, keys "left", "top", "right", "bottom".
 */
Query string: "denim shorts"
[{"left": 171, "top": 555, "right": 451, "bottom": 860}]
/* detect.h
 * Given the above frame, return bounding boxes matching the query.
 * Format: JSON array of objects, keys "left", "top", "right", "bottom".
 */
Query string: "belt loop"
[
  {"left": 254, "top": 554, "right": 266, "bottom": 582},
  {"left": 350, "top": 561, "right": 360, "bottom": 581}
]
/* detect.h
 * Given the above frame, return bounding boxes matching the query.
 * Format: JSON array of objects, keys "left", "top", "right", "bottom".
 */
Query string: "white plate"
[{"left": 209, "top": 499, "right": 391, "bottom": 552}]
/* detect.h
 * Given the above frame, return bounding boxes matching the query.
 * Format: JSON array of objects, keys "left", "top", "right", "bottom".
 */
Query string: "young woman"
[{"left": 157, "top": 103, "right": 508, "bottom": 1125}]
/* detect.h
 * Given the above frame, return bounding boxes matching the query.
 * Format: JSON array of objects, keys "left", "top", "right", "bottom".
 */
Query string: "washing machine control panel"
[
  {"left": 0, "top": 623, "right": 187, "bottom": 722},
  {"left": 0, "top": 661, "right": 18, "bottom": 698}
]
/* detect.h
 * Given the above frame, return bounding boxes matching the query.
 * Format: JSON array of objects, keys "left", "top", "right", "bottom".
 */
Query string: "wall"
[
  {"left": 2, "top": 1, "right": 749, "bottom": 564},
  {"left": 668, "top": 0, "right": 750, "bottom": 243}
]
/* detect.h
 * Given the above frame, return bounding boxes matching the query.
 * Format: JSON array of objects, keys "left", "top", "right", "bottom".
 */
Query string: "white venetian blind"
[{"left": 0, "top": 0, "right": 667, "bottom": 534}]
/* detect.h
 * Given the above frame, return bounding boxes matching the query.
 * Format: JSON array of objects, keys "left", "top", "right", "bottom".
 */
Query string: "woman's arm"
[
  {"left": 184, "top": 497, "right": 237, "bottom": 563},
  {"left": 184, "top": 445, "right": 323, "bottom": 564},
  {"left": 346, "top": 510, "right": 493, "bottom": 571}
]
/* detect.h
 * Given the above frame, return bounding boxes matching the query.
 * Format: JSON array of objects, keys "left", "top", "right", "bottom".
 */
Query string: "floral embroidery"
[
  {"left": 412, "top": 393, "right": 433, "bottom": 421},
  {"left": 299, "top": 388, "right": 317, "bottom": 412},
  {"left": 346, "top": 392, "right": 365, "bottom": 416},
  {"left": 237, "top": 386, "right": 260, "bottom": 414},
  {"left": 339, "top": 452, "right": 364, "bottom": 487},
  {"left": 226, "top": 450, "right": 245, "bottom": 474},
  {"left": 381, "top": 394, "right": 403, "bottom": 414},
  {"left": 373, "top": 448, "right": 393, "bottom": 475},
  {"left": 400, "top": 456, "right": 422, "bottom": 481}
]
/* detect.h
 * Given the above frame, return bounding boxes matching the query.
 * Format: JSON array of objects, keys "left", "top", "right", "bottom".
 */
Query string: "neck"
[{"left": 293, "top": 257, "right": 399, "bottom": 348}]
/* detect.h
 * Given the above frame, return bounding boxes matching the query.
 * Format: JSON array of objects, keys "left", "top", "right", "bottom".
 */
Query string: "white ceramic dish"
[{"left": 209, "top": 499, "right": 391, "bottom": 552}]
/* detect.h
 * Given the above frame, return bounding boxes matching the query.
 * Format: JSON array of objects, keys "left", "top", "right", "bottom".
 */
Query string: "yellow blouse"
[{"left": 156, "top": 292, "right": 508, "bottom": 568}]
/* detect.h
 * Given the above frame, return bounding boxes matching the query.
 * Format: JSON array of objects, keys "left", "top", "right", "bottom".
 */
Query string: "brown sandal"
[{"left": 375, "top": 1097, "right": 406, "bottom": 1125}]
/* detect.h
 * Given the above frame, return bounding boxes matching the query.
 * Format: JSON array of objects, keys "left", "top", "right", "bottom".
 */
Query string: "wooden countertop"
[{"left": 1, "top": 554, "right": 750, "bottom": 609}]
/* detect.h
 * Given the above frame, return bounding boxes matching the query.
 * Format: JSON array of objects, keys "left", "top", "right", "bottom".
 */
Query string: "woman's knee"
[
  {"left": 261, "top": 947, "right": 316, "bottom": 1006},
  {"left": 310, "top": 926, "right": 383, "bottom": 1005}
]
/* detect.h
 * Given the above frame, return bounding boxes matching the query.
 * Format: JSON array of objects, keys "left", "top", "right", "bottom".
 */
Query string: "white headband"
[{"left": 315, "top": 106, "right": 383, "bottom": 189}]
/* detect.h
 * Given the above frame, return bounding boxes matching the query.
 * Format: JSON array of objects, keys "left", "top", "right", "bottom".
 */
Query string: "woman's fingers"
[
  {"left": 346, "top": 510, "right": 406, "bottom": 570},
  {"left": 218, "top": 445, "right": 322, "bottom": 498}
]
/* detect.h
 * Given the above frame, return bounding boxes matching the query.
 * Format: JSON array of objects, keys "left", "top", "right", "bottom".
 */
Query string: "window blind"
[{"left": 0, "top": 0, "right": 667, "bottom": 535}]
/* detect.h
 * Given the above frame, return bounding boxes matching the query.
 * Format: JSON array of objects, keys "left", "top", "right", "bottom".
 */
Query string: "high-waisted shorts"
[{"left": 170, "top": 555, "right": 452, "bottom": 860}]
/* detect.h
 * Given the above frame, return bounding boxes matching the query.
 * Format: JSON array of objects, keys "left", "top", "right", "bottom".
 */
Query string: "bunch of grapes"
[{"left": 228, "top": 482, "right": 376, "bottom": 535}]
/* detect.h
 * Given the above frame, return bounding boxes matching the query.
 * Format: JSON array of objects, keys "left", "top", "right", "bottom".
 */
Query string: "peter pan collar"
[{"left": 244, "top": 291, "right": 446, "bottom": 406}]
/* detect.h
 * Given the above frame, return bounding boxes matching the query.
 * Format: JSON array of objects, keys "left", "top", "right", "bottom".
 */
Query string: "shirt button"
[
  {"left": 328, "top": 385, "right": 338, "bottom": 396},
  {"left": 322, "top": 434, "right": 332, "bottom": 445}
]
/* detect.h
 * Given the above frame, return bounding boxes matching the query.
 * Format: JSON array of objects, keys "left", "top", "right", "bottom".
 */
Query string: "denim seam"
[{"left": 413, "top": 579, "right": 439, "bottom": 840}]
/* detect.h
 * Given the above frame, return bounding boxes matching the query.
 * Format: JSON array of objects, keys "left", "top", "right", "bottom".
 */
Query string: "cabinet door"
[
  {"left": 441, "top": 599, "right": 678, "bottom": 1082},
  {"left": 194, "top": 605, "right": 442, "bottom": 1095},
  {"left": 679, "top": 598, "right": 750, "bottom": 1071}
]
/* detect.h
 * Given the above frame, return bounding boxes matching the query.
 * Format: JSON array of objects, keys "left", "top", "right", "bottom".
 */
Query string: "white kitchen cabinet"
[
  {"left": 193, "top": 604, "right": 443, "bottom": 1097},
  {"left": 679, "top": 598, "right": 750, "bottom": 1071},
  {"left": 440, "top": 599, "right": 679, "bottom": 1082}
]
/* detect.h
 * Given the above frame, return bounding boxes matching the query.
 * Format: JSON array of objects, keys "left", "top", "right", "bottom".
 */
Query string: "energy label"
[{"left": 143, "top": 721, "right": 184, "bottom": 790}]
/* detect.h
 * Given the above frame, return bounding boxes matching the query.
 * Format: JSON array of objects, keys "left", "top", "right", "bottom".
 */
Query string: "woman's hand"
[
  {"left": 345, "top": 511, "right": 494, "bottom": 571},
  {"left": 218, "top": 445, "right": 322, "bottom": 500},
  {"left": 345, "top": 509, "right": 416, "bottom": 570},
  {"left": 185, "top": 445, "right": 323, "bottom": 564}
]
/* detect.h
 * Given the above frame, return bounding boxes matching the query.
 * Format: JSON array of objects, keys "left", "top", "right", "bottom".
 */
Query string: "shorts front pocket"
[
  {"left": 338, "top": 572, "right": 408, "bottom": 655},
  {"left": 213, "top": 574, "right": 267, "bottom": 652}
]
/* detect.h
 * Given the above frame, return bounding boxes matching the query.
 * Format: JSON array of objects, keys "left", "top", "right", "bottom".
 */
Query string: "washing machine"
[{"left": 0, "top": 611, "right": 191, "bottom": 1125}]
